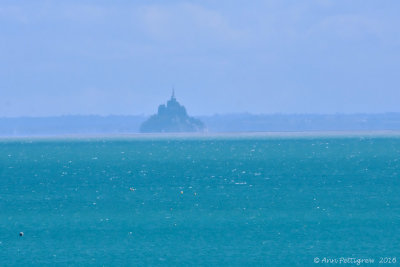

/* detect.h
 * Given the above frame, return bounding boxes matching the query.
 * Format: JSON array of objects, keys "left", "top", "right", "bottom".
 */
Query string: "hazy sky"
[{"left": 0, "top": 0, "right": 399, "bottom": 116}]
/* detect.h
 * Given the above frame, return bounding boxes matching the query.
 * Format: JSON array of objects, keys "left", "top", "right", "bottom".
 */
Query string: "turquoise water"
[{"left": 1, "top": 136, "right": 400, "bottom": 266}]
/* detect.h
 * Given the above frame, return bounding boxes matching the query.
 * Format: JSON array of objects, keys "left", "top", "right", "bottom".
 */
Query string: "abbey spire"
[{"left": 171, "top": 88, "right": 176, "bottom": 101}]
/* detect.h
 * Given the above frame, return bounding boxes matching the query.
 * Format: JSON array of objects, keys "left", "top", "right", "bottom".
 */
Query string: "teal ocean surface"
[{"left": 1, "top": 135, "right": 400, "bottom": 266}]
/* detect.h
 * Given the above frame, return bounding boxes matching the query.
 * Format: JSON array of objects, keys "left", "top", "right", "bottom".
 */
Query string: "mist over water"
[
  {"left": 1, "top": 1, "right": 400, "bottom": 265},
  {"left": 1, "top": 135, "right": 399, "bottom": 265}
]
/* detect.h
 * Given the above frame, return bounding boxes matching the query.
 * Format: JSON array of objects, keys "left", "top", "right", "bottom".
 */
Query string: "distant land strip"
[{"left": 1, "top": 113, "right": 400, "bottom": 136}]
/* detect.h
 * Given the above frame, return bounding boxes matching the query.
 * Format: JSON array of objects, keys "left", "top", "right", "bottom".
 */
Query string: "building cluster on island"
[{"left": 139, "top": 91, "right": 205, "bottom": 133}]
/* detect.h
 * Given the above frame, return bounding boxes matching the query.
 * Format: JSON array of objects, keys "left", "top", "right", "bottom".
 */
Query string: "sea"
[{"left": 1, "top": 133, "right": 399, "bottom": 266}]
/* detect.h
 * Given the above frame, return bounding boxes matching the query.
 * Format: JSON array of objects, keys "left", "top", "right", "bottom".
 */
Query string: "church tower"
[{"left": 171, "top": 88, "right": 176, "bottom": 101}]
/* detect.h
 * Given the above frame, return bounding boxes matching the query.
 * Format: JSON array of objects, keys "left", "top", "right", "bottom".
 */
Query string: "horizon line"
[{"left": 1, "top": 112, "right": 400, "bottom": 119}]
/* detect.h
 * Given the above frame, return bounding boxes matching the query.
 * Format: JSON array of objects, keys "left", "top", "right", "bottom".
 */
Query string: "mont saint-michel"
[{"left": 140, "top": 92, "right": 205, "bottom": 133}]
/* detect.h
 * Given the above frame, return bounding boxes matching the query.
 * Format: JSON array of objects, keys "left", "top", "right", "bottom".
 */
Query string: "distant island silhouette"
[{"left": 140, "top": 91, "right": 205, "bottom": 133}]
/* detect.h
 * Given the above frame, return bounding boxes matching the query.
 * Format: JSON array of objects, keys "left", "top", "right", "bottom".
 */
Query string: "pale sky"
[{"left": 0, "top": 0, "right": 399, "bottom": 116}]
